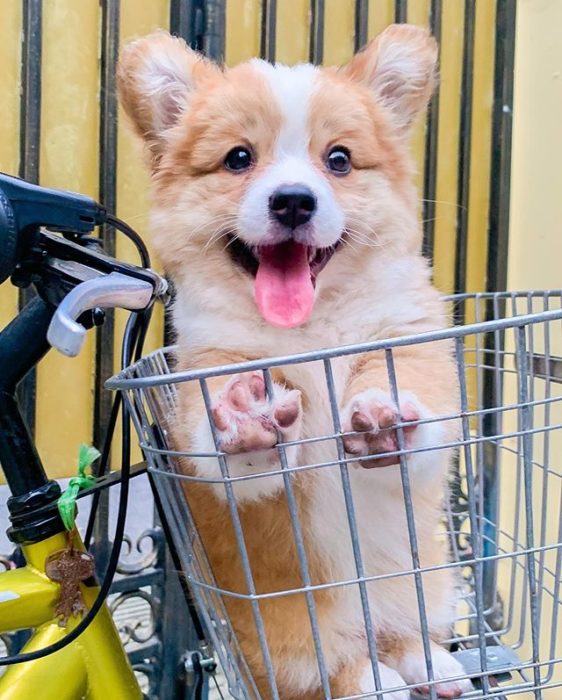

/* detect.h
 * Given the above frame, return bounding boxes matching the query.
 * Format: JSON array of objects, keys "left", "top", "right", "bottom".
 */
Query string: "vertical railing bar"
[
  {"left": 394, "top": 0, "right": 408, "bottom": 23},
  {"left": 199, "top": 377, "right": 281, "bottom": 700},
  {"left": 260, "top": 0, "right": 277, "bottom": 62},
  {"left": 514, "top": 326, "right": 542, "bottom": 695},
  {"left": 546, "top": 480, "right": 562, "bottom": 678},
  {"left": 385, "top": 349, "right": 436, "bottom": 700},
  {"left": 486, "top": 0, "right": 516, "bottom": 296},
  {"left": 527, "top": 294, "right": 535, "bottom": 406},
  {"left": 98, "top": 0, "right": 119, "bottom": 266},
  {"left": 262, "top": 369, "right": 332, "bottom": 699},
  {"left": 322, "top": 358, "right": 385, "bottom": 697},
  {"left": 422, "top": 0, "right": 442, "bottom": 262},
  {"left": 17, "top": 0, "right": 43, "bottom": 434},
  {"left": 509, "top": 297, "right": 529, "bottom": 652},
  {"left": 506, "top": 297, "right": 524, "bottom": 642},
  {"left": 525, "top": 295, "right": 543, "bottom": 648},
  {"left": 454, "top": 337, "right": 490, "bottom": 694},
  {"left": 536, "top": 294, "right": 551, "bottom": 629},
  {"left": 481, "top": 292, "right": 503, "bottom": 620},
  {"left": 445, "top": 489, "right": 461, "bottom": 565},
  {"left": 309, "top": 0, "right": 325, "bottom": 64},
  {"left": 202, "top": 0, "right": 226, "bottom": 61},
  {"left": 354, "top": 0, "right": 369, "bottom": 52},
  {"left": 474, "top": 298, "right": 485, "bottom": 548},
  {"left": 540, "top": 296, "right": 557, "bottom": 686},
  {"left": 170, "top": 0, "right": 192, "bottom": 41},
  {"left": 463, "top": 3, "right": 511, "bottom": 632},
  {"left": 92, "top": 0, "right": 120, "bottom": 575},
  {"left": 454, "top": 0, "right": 476, "bottom": 320}
]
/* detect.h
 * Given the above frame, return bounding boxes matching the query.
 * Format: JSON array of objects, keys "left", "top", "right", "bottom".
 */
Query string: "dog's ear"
[
  {"left": 343, "top": 24, "right": 437, "bottom": 134},
  {"left": 118, "top": 31, "right": 219, "bottom": 161}
]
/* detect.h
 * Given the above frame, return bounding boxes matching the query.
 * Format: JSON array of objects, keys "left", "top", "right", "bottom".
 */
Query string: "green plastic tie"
[{"left": 57, "top": 444, "right": 100, "bottom": 531}]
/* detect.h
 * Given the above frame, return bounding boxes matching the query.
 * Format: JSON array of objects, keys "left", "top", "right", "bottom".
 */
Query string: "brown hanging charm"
[{"left": 45, "top": 534, "right": 96, "bottom": 626}]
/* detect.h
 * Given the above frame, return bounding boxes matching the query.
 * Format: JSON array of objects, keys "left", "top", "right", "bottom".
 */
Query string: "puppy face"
[{"left": 118, "top": 26, "right": 437, "bottom": 328}]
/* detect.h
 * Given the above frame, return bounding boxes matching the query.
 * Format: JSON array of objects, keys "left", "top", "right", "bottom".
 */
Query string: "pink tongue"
[{"left": 255, "top": 241, "right": 314, "bottom": 328}]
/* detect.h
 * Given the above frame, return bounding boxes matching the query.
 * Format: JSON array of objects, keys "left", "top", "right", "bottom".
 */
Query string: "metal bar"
[
  {"left": 199, "top": 377, "right": 281, "bottom": 700},
  {"left": 107, "top": 307, "right": 562, "bottom": 390},
  {"left": 394, "top": 0, "right": 408, "bottom": 23},
  {"left": 454, "top": 337, "right": 490, "bottom": 695},
  {"left": 19, "top": 0, "right": 42, "bottom": 185},
  {"left": 0, "top": 296, "right": 53, "bottom": 495},
  {"left": 454, "top": 0, "right": 476, "bottom": 314},
  {"left": 309, "top": 0, "right": 325, "bottom": 64},
  {"left": 93, "top": 0, "right": 120, "bottom": 575},
  {"left": 323, "top": 359, "right": 385, "bottom": 698},
  {"left": 260, "top": 0, "right": 276, "bottom": 62},
  {"left": 547, "top": 482, "right": 562, "bottom": 677},
  {"left": 515, "top": 326, "right": 542, "bottom": 695},
  {"left": 202, "top": 0, "right": 226, "bottom": 61},
  {"left": 536, "top": 297, "right": 551, "bottom": 634},
  {"left": 170, "top": 0, "right": 194, "bottom": 41},
  {"left": 354, "top": 0, "right": 369, "bottom": 52},
  {"left": 164, "top": 536, "right": 562, "bottom": 603},
  {"left": 262, "top": 369, "right": 332, "bottom": 699},
  {"left": 109, "top": 570, "right": 165, "bottom": 593},
  {"left": 480, "top": 293, "right": 504, "bottom": 630},
  {"left": 486, "top": 0, "right": 516, "bottom": 294},
  {"left": 17, "top": 0, "right": 43, "bottom": 435},
  {"left": 385, "top": 349, "right": 437, "bottom": 700},
  {"left": 422, "top": 0, "right": 442, "bottom": 261}
]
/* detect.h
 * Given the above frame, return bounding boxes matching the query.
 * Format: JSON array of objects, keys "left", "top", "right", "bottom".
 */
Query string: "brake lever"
[{"left": 47, "top": 272, "right": 160, "bottom": 357}]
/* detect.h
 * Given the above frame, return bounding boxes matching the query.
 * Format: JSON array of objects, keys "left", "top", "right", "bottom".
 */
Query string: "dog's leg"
[
  {"left": 385, "top": 640, "right": 473, "bottom": 698},
  {"left": 330, "top": 657, "right": 409, "bottom": 699},
  {"left": 339, "top": 343, "right": 469, "bottom": 697},
  {"left": 340, "top": 342, "right": 458, "bottom": 474},
  {"left": 187, "top": 370, "right": 303, "bottom": 501}
]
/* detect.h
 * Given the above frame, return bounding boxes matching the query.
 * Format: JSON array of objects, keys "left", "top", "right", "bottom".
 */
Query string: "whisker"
[
  {"left": 419, "top": 198, "right": 466, "bottom": 211},
  {"left": 344, "top": 227, "right": 382, "bottom": 249}
]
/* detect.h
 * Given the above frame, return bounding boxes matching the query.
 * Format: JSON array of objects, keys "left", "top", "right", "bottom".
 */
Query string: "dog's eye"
[
  {"left": 326, "top": 147, "right": 351, "bottom": 175},
  {"left": 224, "top": 147, "right": 253, "bottom": 172}
]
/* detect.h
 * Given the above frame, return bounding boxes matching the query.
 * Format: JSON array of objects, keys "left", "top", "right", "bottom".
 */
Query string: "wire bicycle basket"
[{"left": 108, "top": 291, "right": 562, "bottom": 699}]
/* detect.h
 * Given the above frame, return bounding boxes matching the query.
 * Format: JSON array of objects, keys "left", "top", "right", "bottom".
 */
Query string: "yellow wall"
[
  {"left": 508, "top": 0, "right": 562, "bottom": 290},
  {"left": 0, "top": 2, "right": 21, "bottom": 330},
  {"left": 0, "top": 1, "right": 167, "bottom": 478},
  {"left": 0, "top": 3, "right": 494, "bottom": 477},
  {"left": 501, "top": 2, "right": 562, "bottom": 695}
]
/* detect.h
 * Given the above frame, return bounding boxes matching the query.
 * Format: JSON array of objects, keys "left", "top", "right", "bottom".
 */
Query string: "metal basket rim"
[{"left": 106, "top": 289, "right": 562, "bottom": 391}]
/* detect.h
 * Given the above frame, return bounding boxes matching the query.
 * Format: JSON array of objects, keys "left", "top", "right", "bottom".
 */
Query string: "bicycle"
[{"left": 0, "top": 172, "right": 169, "bottom": 699}]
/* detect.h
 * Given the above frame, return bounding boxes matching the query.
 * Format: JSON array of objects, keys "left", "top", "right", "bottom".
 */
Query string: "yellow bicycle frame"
[{"left": 0, "top": 529, "right": 142, "bottom": 700}]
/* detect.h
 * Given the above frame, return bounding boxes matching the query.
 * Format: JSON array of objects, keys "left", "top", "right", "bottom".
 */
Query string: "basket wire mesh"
[{"left": 107, "top": 292, "right": 562, "bottom": 699}]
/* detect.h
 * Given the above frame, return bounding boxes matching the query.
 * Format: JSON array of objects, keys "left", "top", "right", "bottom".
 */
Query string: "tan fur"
[{"left": 119, "top": 24, "right": 467, "bottom": 699}]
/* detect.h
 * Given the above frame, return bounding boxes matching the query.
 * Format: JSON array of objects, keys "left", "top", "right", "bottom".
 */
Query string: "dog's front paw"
[
  {"left": 400, "top": 647, "right": 473, "bottom": 698},
  {"left": 341, "top": 389, "right": 421, "bottom": 468},
  {"left": 210, "top": 372, "right": 302, "bottom": 454}
]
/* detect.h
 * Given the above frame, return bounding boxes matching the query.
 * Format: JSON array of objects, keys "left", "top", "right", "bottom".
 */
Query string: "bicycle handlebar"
[
  {"left": 0, "top": 171, "right": 168, "bottom": 356},
  {"left": 47, "top": 273, "right": 156, "bottom": 356}
]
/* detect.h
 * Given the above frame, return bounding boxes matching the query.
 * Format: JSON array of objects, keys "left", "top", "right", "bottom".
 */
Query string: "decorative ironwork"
[
  {"left": 111, "top": 589, "right": 159, "bottom": 646},
  {"left": 117, "top": 528, "right": 161, "bottom": 575}
]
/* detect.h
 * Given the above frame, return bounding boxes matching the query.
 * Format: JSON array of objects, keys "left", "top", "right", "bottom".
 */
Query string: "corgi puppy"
[{"left": 118, "top": 25, "right": 472, "bottom": 699}]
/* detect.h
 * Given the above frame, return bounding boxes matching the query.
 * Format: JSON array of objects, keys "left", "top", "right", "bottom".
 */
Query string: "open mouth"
[{"left": 227, "top": 235, "right": 343, "bottom": 328}]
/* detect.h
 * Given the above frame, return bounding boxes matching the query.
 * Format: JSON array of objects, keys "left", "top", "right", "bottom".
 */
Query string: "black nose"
[{"left": 269, "top": 185, "right": 317, "bottom": 229}]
